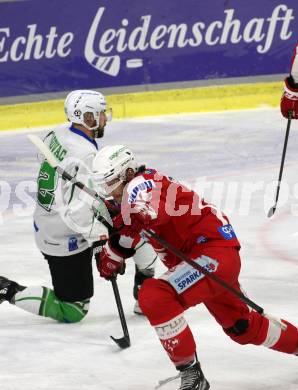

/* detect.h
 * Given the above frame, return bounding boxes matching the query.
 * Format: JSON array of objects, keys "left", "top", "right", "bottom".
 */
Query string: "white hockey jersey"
[{"left": 33, "top": 123, "right": 108, "bottom": 257}]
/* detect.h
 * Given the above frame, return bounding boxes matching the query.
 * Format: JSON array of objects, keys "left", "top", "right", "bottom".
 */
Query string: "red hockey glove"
[
  {"left": 113, "top": 204, "right": 156, "bottom": 233},
  {"left": 96, "top": 242, "right": 125, "bottom": 280},
  {"left": 110, "top": 212, "right": 141, "bottom": 250},
  {"left": 280, "top": 77, "right": 298, "bottom": 119},
  {"left": 111, "top": 205, "right": 156, "bottom": 250},
  {"left": 112, "top": 212, "right": 143, "bottom": 235}
]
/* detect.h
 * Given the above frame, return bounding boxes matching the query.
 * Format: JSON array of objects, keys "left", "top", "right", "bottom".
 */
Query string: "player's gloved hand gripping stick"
[{"left": 28, "top": 134, "right": 286, "bottom": 332}]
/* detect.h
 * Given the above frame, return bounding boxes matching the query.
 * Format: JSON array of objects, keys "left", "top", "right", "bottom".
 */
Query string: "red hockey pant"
[{"left": 138, "top": 247, "right": 298, "bottom": 366}]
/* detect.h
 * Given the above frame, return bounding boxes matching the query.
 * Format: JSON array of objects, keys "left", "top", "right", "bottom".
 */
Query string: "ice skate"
[
  {"left": 0, "top": 276, "right": 25, "bottom": 304},
  {"left": 178, "top": 361, "right": 210, "bottom": 390}
]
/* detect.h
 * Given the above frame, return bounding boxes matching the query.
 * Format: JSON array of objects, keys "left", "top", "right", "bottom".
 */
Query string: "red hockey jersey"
[{"left": 122, "top": 168, "right": 240, "bottom": 268}]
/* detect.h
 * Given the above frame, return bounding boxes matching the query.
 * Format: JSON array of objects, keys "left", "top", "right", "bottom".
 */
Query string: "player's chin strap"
[{"left": 27, "top": 134, "right": 286, "bottom": 332}]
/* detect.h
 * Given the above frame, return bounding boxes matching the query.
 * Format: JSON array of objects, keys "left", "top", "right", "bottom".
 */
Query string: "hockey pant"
[{"left": 138, "top": 246, "right": 298, "bottom": 367}]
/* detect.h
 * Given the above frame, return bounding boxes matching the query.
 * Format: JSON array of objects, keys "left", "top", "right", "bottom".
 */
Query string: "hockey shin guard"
[
  {"left": 14, "top": 286, "right": 89, "bottom": 323},
  {"left": 138, "top": 278, "right": 196, "bottom": 366},
  {"left": 155, "top": 313, "right": 197, "bottom": 366}
]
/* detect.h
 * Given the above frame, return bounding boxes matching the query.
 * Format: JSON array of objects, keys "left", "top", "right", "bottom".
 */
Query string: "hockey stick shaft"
[
  {"left": 28, "top": 134, "right": 285, "bottom": 329},
  {"left": 147, "top": 230, "right": 261, "bottom": 311},
  {"left": 110, "top": 277, "right": 131, "bottom": 348},
  {"left": 268, "top": 112, "right": 292, "bottom": 217}
]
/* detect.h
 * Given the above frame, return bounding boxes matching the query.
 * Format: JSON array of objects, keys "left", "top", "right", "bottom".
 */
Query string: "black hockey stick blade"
[
  {"left": 110, "top": 335, "right": 131, "bottom": 349},
  {"left": 110, "top": 278, "right": 131, "bottom": 349},
  {"left": 267, "top": 204, "right": 277, "bottom": 217}
]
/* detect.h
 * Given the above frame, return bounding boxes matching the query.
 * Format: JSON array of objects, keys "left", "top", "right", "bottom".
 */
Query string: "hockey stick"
[
  {"left": 27, "top": 134, "right": 130, "bottom": 348},
  {"left": 268, "top": 112, "right": 292, "bottom": 217},
  {"left": 144, "top": 230, "right": 285, "bottom": 330},
  {"left": 28, "top": 134, "right": 285, "bottom": 330},
  {"left": 110, "top": 277, "right": 131, "bottom": 349}
]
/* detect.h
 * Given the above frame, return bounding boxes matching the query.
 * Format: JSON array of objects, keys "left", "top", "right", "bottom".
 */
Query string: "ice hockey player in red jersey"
[
  {"left": 93, "top": 145, "right": 298, "bottom": 390},
  {"left": 281, "top": 42, "right": 298, "bottom": 119}
]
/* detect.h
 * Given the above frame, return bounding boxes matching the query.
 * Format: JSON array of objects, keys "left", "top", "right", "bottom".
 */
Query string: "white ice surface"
[{"left": 0, "top": 108, "right": 298, "bottom": 390}]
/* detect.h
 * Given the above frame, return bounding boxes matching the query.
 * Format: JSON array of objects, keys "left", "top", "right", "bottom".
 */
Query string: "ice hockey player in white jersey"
[{"left": 0, "top": 89, "right": 156, "bottom": 322}]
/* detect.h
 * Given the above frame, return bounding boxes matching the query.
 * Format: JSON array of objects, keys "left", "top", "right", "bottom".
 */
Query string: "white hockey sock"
[
  {"left": 14, "top": 286, "right": 44, "bottom": 315},
  {"left": 14, "top": 286, "right": 90, "bottom": 323}
]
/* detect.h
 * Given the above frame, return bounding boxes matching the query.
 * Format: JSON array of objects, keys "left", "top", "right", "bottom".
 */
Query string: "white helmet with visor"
[
  {"left": 64, "top": 90, "right": 111, "bottom": 131},
  {"left": 92, "top": 145, "right": 138, "bottom": 195}
]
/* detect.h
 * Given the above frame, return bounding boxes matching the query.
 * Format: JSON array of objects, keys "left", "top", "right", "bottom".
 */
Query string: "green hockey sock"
[{"left": 14, "top": 286, "right": 89, "bottom": 323}]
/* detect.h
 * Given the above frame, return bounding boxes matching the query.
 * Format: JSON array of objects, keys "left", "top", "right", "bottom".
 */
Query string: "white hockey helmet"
[
  {"left": 92, "top": 145, "right": 138, "bottom": 194},
  {"left": 64, "top": 89, "right": 109, "bottom": 130}
]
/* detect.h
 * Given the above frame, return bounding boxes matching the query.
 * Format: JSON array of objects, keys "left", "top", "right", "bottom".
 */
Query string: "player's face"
[
  {"left": 83, "top": 111, "right": 108, "bottom": 138},
  {"left": 106, "top": 179, "right": 125, "bottom": 203},
  {"left": 94, "top": 111, "right": 107, "bottom": 138}
]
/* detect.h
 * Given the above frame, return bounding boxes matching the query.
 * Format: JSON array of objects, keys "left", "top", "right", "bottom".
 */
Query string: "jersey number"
[{"left": 37, "top": 161, "right": 58, "bottom": 212}]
